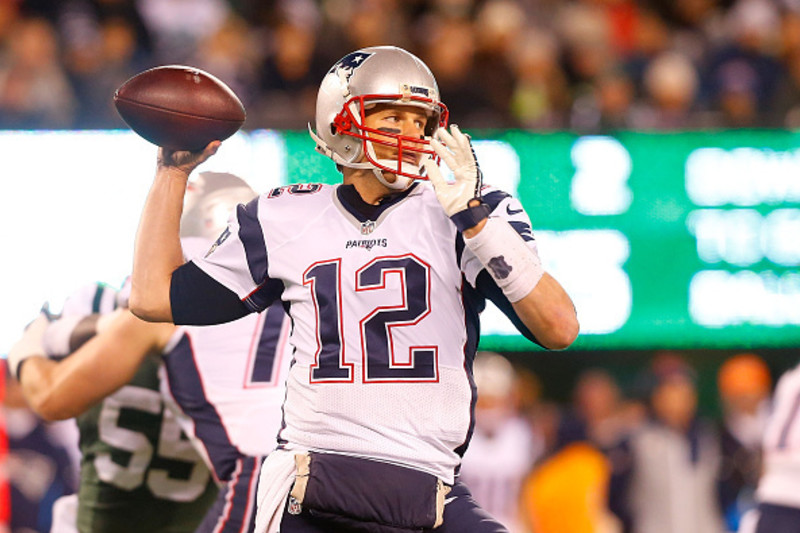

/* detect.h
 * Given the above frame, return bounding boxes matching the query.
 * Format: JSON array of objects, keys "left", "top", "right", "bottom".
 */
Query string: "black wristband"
[{"left": 450, "top": 202, "right": 490, "bottom": 232}]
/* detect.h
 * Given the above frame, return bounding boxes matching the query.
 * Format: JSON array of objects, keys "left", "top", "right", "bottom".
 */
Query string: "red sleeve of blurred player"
[{"left": 0, "top": 362, "right": 11, "bottom": 527}]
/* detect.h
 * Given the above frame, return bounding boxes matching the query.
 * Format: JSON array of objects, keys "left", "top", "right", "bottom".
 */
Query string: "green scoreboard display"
[
  {"left": 3, "top": 129, "right": 798, "bottom": 355},
  {"left": 283, "top": 130, "right": 800, "bottom": 351}
]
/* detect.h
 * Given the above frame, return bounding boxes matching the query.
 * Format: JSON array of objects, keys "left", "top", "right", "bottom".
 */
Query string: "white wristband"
[
  {"left": 464, "top": 217, "right": 544, "bottom": 302},
  {"left": 7, "top": 314, "right": 49, "bottom": 379},
  {"left": 42, "top": 314, "right": 86, "bottom": 358}
]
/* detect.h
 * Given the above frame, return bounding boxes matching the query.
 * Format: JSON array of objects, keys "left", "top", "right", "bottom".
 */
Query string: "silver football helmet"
[
  {"left": 180, "top": 171, "right": 257, "bottom": 241},
  {"left": 309, "top": 46, "right": 449, "bottom": 190}
]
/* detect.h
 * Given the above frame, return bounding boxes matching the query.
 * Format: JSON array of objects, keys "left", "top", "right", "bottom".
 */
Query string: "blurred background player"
[
  {"left": 623, "top": 353, "right": 726, "bottom": 533},
  {"left": 551, "top": 368, "right": 641, "bottom": 530},
  {"left": 521, "top": 441, "right": 620, "bottom": 533},
  {"left": 8, "top": 283, "right": 217, "bottom": 533},
  {"left": 3, "top": 362, "right": 76, "bottom": 533},
  {"left": 740, "top": 360, "right": 800, "bottom": 533},
  {"left": 716, "top": 353, "right": 772, "bottom": 531},
  {"left": 460, "top": 352, "right": 543, "bottom": 532},
  {"left": 8, "top": 172, "right": 292, "bottom": 533}
]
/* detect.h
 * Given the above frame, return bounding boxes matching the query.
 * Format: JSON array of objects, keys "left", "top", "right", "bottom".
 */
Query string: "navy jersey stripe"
[
  {"left": 198, "top": 456, "right": 260, "bottom": 533},
  {"left": 244, "top": 278, "right": 285, "bottom": 313},
  {"left": 164, "top": 334, "right": 242, "bottom": 481},
  {"left": 237, "top": 197, "right": 268, "bottom": 285},
  {"left": 453, "top": 278, "right": 482, "bottom": 463},
  {"left": 250, "top": 304, "right": 286, "bottom": 382},
  {"left": 228, "top": 456, "right": 259, "bottom": 533},
  {"left": 171, "top": 263, "right": 251, "bottom": 325},
  {"left": 455, "top": 232, "right": 465, "bottom": 265},
  {"left": 482, "top": 190, "right": 511, "bottom": 212}
]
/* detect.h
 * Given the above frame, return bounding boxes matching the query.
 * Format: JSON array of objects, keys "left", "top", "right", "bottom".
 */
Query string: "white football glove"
[
  {"left": 7, "top": 312, "right": 50, "bottom": 380},
  {"left": 423, "top": 125, "right": 489, "bottom": 231}
]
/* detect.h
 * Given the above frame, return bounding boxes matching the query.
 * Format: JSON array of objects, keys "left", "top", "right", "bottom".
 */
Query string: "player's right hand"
[
  {"left": 157, "top": 140, "right": 221, "bottom": 177},
  {"left": 7, "top": 312, "right": 49, "bottom": 380}
]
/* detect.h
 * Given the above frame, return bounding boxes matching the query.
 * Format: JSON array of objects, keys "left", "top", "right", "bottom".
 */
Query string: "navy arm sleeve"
[{"left": 170, "top": 262, "right": 251, "bottom": 325}]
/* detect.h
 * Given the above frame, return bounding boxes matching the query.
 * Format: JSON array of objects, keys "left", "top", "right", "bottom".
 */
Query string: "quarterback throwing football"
[{"left": 130, "top": 46, "right": 579, "bottom": 532}]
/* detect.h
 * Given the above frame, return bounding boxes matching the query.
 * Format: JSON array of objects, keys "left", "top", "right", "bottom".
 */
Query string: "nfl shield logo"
[
  {"left": 361, "top": 220, "right": 375, "bottom": 235},
  {"left": 287, "top": 496, "right": 302, "bottom": 515}
]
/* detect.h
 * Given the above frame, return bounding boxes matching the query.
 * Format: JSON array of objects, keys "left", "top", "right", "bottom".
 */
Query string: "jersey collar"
[{"left": 335, "top": 182, "right": 419, "bottom": 223}]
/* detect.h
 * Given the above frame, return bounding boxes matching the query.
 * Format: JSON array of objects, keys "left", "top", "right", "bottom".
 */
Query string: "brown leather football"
[{"left": 114, "top": 65, "right": 246, "bottom": 151}]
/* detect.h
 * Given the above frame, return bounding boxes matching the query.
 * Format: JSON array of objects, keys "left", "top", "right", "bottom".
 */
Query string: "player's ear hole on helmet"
[{"left": 424, "top": 118, "right": 438, "bottom": 137}]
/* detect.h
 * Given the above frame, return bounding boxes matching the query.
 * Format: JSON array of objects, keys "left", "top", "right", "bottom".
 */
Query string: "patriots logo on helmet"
[{"left": 330, "top": 51, "right": 373, "bottom": 85}]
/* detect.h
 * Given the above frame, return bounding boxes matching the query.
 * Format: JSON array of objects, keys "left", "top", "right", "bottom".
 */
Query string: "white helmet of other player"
[
  {"left": 180, "top": 172, "right": 257, "bottom": 260},
  {"left": 181, "top": 172, "right": 257, "bottom": 241},
  {"left": 309, "top": 46, "right": 449, "bottom": 190},
  {"left": 473, "top": 351, "right": 517, "bottom": 435},
  {"left": 474, "top": 351, "right": 515, "bottom": 400}
]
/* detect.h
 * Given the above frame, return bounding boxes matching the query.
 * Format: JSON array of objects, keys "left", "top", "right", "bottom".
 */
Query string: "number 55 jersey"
[
  {"left": 63, "top": 283, "right": 216, "bottom": 533},
  {"left": 189, "top": 182, "right": 539, "bottom": 484},
  {"left": 75, "top": 355, "right": 217, "bottom": 533}
]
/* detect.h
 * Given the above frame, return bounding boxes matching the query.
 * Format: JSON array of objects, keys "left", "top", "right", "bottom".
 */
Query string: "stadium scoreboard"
[{"left": 2, "top": 129, "right": 798, "bottom": 354}]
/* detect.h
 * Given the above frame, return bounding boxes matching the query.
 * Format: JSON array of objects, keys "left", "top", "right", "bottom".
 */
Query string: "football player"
[
  {"left": 8, "top": 282, "right": 217, "bottom": 533},
  {"left": 459, "top": 352, "right": 541, "bottom": 532},
  {"left": 740, "top": 363, "right": 800, "bottom": 533},
  {"left": 8, "top": 172, "right": 292, "bottom": 533},
  {"left": 130, "top": 46, "right": 579, "bottom": 532}
]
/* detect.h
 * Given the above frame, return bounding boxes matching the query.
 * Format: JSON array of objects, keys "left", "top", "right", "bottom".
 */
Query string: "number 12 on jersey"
[{"left": 303, "top": 254, "right": 439, "bottom": 384}]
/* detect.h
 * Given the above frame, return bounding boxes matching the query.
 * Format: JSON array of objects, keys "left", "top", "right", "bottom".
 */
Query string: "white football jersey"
[
  {"left": 191, "top": 182, "right": 538, "bottom": 482},
  {"left": 159, "top": 301, "right": 292, "bottom": 482},
  {"left": 757, "top": 363, "right": 800, "bottom": 508}
]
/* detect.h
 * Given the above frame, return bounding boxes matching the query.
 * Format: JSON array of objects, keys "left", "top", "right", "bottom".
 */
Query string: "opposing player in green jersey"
[{"left": 10, "top": 283, "right": 217, "bottom": 533}]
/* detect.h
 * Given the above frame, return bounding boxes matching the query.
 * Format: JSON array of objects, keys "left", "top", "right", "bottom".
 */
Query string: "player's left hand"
[
  {"left": 424, "top": 125, "right": 489, "bottom": 231},
  {"left": 7, "top": 312, "right": 50, "bottom": 380},
  {"left": 424, "top": 125, "right": 481, "bottom": 216}
]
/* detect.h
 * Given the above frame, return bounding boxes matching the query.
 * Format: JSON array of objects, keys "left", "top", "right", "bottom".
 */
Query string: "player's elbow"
[
  {"left": 128, "top": 290, "right": 172, "bottom": 323},
  {"left": 538, "top": 314, "right": 580, "bottom": 351}
]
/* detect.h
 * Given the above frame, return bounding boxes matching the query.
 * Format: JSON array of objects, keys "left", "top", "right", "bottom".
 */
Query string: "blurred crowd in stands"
[
  {"left": 1, "top": 0, "right": 800, "bottom": 132},
  {"left": 459, "top": 350, "right": 775, "bottom": 533}
]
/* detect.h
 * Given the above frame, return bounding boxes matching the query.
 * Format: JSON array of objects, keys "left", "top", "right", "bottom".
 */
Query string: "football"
[{"left": 114, "top": 65, "right": 246, "bottom": 151}]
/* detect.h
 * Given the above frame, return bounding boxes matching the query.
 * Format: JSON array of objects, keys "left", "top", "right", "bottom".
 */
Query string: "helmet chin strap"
[
  {"left": 372, "top": 166, "right": 414, "bottom": 190},
  {"left": 365, "top": 142, "right": 417, "bottom": 191}
]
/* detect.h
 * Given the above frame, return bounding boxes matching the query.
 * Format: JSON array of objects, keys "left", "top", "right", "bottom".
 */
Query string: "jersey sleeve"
[
  {"left": 191, "top": 197, "right": 268, "bottom": 296},
  {"left": 459, "top": 187, "right": 539, "bottom": 288},
  {"left": 173, "top": 196, "right": 284, "bottom": 322}
]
